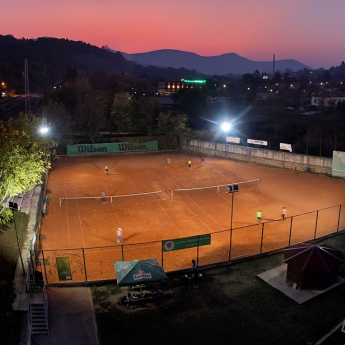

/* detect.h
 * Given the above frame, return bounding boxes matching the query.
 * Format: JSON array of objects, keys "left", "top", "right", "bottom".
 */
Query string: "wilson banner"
[{"left": 67, "top": 141, "right": 158, "bottom": 155}]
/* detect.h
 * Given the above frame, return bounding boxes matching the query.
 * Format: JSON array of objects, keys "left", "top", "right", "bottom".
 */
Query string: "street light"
[
  {"left": 8, "top": 202, "right": 26, "bottom": 275},
  {"left": 227, "top": 184, "right": 239, "bottom": 261}
]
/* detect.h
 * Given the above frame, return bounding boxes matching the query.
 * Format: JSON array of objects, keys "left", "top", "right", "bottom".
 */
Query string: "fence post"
[
  {"left": 314, "top": 211, "right": 319, "bottom": 239},
  {"left": 228, "top": 229, "right": 233, "bottom": 261},
  {"left": 121, "top": 245, "right": 124, "bottom": 261},
  {"left": 337, "top": 204, "right": 342, "bottom": 233},
  {"left": 42, "top": 250, "right": 49, "bottom": 284},
  {"left": 260, "top": 223, "right": 264, "bottom": 254},
  {"left": 82, "top": 248, "right": 87, "bottom": 282},
  {"left": 161, "top": 241, "right": 164, "bottom": 267},
  {"left": 288, "top": 217, "right": 293, "bottom": 247},
  {"left": 197, "top": 243, "right": 199, "bottom": 266}
]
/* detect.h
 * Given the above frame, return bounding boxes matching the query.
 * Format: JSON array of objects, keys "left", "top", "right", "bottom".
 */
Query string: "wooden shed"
[{"left": 284, "top": 243, "right": 344, "bottom": 290}]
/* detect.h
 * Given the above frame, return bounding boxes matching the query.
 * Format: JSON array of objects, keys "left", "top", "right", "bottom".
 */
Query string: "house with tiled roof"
[{"left": 311, "top": 91, "right": 345, "bottom": 107}]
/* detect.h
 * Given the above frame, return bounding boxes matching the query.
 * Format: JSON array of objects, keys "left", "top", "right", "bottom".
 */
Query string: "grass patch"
[
  {"left": 92, "top": 234, "right": 345, "bottom": 345},
  {"left": 0, "top": 211, "right": 29, "bottom": 345}
]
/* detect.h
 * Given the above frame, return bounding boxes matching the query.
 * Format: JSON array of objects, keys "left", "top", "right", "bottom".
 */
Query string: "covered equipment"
[{"left": 284, "top": 242, "right": 344, "bottom": 290}]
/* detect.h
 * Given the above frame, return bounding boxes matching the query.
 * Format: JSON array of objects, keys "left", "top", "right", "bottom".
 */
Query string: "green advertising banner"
[
  {"left": 162, "top": 234, "right": 211, "bottom": 252},
  {"left": 56, "top": 257, "right": 72, "bottom": 281},
  {"left": 67, "top": 141, "right": 158, "bottom": 155}
]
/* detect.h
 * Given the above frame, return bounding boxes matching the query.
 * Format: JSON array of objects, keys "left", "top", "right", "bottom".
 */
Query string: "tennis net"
[
  {"left": 170, "top": 179, "right": 261, "bottom": 198},
  {"left": 60, "top": 191, "right": 162, "bottom": 206}
]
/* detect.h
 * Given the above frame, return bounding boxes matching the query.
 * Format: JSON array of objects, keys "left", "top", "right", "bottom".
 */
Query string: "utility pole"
[{"left": 273, "top": 54, "right": 275, "bottom": 75}]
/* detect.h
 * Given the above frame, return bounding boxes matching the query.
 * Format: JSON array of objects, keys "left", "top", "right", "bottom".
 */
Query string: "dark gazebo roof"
[{"left": 284, "top": 243, "right": 344, "bottom": 272}]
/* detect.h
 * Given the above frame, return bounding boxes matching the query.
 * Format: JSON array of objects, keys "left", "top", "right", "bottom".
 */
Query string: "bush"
[{"left": 0, "top": 208, "right": 13, "bottom": 225}]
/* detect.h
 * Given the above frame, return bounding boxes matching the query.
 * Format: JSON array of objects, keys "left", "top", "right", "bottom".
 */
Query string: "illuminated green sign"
[{"left": 183, "top": 80, "right": 206, "bottom": 84}]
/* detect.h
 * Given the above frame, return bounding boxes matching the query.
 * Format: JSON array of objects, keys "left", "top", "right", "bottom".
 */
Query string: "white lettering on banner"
[
  {"left": 226, "top": 136, "right": 240, "bottom": 144},
  {"left": 280, "top": 143, "right": 292, "bottom": 152},
  {"left": 247, "top": 139, "right": 268, "bottom": 146},
  {"left": 133, "top": 273, "right": 152, "bottom": 280}
]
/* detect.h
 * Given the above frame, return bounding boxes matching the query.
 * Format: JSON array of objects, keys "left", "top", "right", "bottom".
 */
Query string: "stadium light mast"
[
  {"left": 227, "top": 184, "right": 239, "bottom": 261},
  {"left": 221, "top": 122, "right": 232, "bottom": 143}
]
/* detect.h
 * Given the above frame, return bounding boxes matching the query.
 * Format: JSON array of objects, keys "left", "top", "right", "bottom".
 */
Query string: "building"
[
  {"left": 157, "top": 79, "right": 206, "bottom": 96},
  {"left": 311, "top": 91, "right": 345, "bottom": 107}
]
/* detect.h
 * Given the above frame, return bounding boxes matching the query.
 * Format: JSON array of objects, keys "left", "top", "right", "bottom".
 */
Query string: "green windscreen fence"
[
  {"left": 67, "top": 141, "right": 158, "bottom": 155},
  {"left": 332, "top": 151, "right": 345, "bottom": 178}
]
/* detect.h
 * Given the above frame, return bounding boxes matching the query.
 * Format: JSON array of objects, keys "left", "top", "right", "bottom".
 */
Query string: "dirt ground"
[{"left": 38, "top": 151, "right": 345, "bottom": 283}]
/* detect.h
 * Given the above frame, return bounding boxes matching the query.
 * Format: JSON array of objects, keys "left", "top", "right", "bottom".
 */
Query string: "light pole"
[
  {"left": 9, "top": 202, "right": 26, "bottom": 275},
  {"left": 227, "top": 185, "right": 239, "bottom": 261},
  {"left": 39, "top": 121, "right": 50, "bottom": 161}
]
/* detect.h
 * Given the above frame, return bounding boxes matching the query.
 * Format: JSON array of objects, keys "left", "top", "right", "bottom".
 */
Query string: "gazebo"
[{"left": 284, "top": 242, "right": 344, "bottom": 290}]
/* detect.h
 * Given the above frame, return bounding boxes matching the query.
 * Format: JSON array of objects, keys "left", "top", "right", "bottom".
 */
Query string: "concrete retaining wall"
[{"left": 184, "top": 139, "right": 332, "bottom": 175}]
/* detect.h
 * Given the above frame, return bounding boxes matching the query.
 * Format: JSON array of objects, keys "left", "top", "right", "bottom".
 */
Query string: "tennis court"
[{"left": 38, "top": 151, "right": 345, "bottom": 283}]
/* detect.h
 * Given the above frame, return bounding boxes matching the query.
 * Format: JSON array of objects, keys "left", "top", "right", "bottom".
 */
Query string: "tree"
[
  {"left": 40, "top": 100, "right": 72, "bottom": 145},
  {"left": 171, "top": 88, "right": 207, "bottom": 129},
  {"left": 152, "top": 112, "right": 189, "bottom": 148},
  {"left": 110, "top": 92, "right": 136, "bottom": 132},
  {"left": 75, "top": 89, "right": 108, "bottom": 142},
  {"left": 0, "top": 113, "right": 54, "bottom": 216}
]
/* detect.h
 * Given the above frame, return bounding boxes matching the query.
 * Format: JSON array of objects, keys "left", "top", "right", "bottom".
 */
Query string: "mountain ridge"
[{"left": 119, "top": 49, "right": 311, "bottom": 75}]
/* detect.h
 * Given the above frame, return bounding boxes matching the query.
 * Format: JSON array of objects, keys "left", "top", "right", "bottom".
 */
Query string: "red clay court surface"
[{"left": 39, "top": 151, "right": 345, "bottom": 283}]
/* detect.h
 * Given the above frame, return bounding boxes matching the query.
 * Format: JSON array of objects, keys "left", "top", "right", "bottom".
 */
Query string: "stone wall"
[{"left": 183, "top": 139, "right": 332, "bottom": 175}]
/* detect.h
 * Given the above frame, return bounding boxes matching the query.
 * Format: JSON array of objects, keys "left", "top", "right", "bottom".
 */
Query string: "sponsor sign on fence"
[
  {"left": 247, "top": 139, "right": 268, "bottom": 146},
  {"left": 226, "top": 136, "right": 241, "bottom": 144},
  {"left": 67, "top": 141, "right": 158, "bottom": 155},
  {"left": 56, "top": 257, "right": 72, "bottom": 281},
  {"left": 280, "top": 143, "right": 292, "bottom": 152},
  {"left": 163, "top": 234, "right": 211, "bottom": 252}
]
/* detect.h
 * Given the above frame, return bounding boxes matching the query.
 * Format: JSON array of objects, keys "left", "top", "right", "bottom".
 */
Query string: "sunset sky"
[{"left": 1, "top": 0, "right": 344, "bottom": 69}]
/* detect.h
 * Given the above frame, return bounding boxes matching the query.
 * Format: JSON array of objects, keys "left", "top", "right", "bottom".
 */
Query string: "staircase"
[{"left": 29, "top": 285, "right": 49, "bottom": 335}]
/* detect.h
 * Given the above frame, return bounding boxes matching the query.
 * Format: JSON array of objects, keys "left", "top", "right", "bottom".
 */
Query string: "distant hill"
[
  {"left": 0, "top": 36, "right": 207, "bottom": 93},
  {"left": 120, "top": 49, "right": 311, "bottom": 75}
]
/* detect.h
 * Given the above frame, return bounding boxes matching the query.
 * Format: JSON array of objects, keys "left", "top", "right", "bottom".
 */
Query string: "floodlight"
[
  {"left": 40, "top": 126, "right": 49, "bottom": 134},
  {"left": 221, "top": 122, "right": 232, "bottom": 132}
]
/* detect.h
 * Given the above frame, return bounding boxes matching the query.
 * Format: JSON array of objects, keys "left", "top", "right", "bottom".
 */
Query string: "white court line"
[
  {"left": 105, "top": 186, "right": 120, "bottom": 242},
  {"left": 75, "top": 181, "right": 86, "bottom": 248},
  {"left": 65, "top": 179, "right": 71, "bottom": 247},
  {"left": 162, "top": 171, "right": 229, "bottom": 230},
  {"left": 130, "top": 177, "right": 183, "bottom": 237}
]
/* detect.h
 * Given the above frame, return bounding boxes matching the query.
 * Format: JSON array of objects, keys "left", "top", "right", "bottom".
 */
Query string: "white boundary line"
[
  {"left": 65, "top": 179, "right": 71, "bottom": 247},
  {"left": 75, "top": 181, "right": 86, "bottom": 248}
]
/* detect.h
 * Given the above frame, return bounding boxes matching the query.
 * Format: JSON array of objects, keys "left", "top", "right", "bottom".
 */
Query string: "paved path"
[
  {"left": 32, "top": 287, "right": 99, "bottom": 345},
  {"left": 11, "top": 186, "right": 99, "bottom": 345}
]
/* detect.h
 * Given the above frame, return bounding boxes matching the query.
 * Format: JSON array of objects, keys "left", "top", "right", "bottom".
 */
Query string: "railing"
[
  {"left": 26, "top": 314, "right": 32, "bottom": 345},
  {"left": 43, "top": 285, "right": 49, "bottom": 333},
  {"left": 32, "top": 202, "right": 345, "bottom": 284}
]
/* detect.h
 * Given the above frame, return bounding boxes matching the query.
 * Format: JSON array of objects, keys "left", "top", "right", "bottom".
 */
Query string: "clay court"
[{"left": 38, "top": 151, "right": 345, "bottom": 283}]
